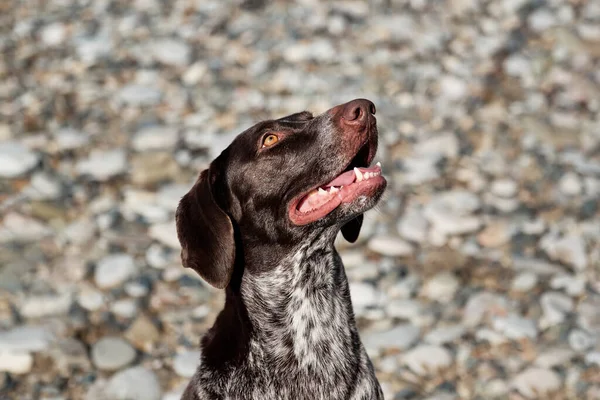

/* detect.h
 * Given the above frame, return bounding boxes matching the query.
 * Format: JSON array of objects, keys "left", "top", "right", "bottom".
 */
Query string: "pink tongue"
[{"left": 323, "top": 170, "right": 356, "bottom": 187}]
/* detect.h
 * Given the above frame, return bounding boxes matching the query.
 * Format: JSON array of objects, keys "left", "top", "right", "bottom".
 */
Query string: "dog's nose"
[{"left": 341, "top": 99, "right": 376, "bottom": 126}]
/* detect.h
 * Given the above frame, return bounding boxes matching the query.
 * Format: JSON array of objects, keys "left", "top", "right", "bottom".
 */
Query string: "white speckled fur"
[{"left": 192, "top": 232, "right": 383, "bottom": 400}]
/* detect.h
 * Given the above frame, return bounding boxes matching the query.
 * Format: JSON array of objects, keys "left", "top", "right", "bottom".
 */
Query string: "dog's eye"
[{"left": 262, "top": 134, "right": 279, "bottom": 148}]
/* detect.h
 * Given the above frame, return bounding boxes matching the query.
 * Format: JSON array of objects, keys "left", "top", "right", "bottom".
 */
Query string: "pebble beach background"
[{"left": 1, "top": 0, "right": 600, "bottom": 399}]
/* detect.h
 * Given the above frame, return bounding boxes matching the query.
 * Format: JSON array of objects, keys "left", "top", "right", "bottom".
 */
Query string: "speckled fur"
[{"left": 182, "top": 230, "right": 383, "bottom": 400}]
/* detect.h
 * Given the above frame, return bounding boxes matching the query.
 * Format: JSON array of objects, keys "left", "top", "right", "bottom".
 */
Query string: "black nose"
[{"left": 341, "top": 99, "right": 376, "bottom": 125}]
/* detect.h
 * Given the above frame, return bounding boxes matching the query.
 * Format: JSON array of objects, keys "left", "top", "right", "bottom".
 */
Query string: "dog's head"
[{"left": 176, "top": 99, "right": 387, "bottom": 288}]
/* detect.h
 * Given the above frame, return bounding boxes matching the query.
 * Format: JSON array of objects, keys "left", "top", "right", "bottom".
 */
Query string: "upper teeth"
[{"left": 354, "top": 168, "right": 364, "bottom": 182}]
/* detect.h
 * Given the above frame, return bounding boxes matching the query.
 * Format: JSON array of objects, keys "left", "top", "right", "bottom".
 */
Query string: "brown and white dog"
[{"left": 176, "top": 99, "right": 386, "bottom": 400}]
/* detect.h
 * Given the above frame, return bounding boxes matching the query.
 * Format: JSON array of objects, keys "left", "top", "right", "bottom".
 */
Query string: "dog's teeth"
[
  {"left": 330, "top": 186, "right": 339, "bottom": 193},
  {"left": 354, "top": 168, "right": 363, "bottom": 182},
  {"left": 318, "top": 187, "right": 327, "bottom": 195},
  {"left": 376, "top": 162, "right": 382, "bottom": 168}
]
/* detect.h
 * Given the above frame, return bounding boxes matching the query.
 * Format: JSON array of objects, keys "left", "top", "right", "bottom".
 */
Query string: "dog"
[{"left": 176, "top": 99, "right": 387, "bottom": 400}]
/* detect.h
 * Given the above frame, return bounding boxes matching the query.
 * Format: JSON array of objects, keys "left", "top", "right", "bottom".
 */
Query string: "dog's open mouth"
[{"left": 289, "top": 143, "right": 386, "bottom": 226}]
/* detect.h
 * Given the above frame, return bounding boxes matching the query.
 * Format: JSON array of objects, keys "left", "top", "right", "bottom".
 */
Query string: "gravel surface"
[{"left": 1, "top": 0, "right": 600, "bottom": 399}]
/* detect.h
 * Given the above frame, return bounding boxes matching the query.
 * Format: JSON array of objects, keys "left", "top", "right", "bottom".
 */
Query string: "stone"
[
  {"left": 386, "top": 299, "right": 423, "bottom": 320},
  {"left": 397, "top": 208, "right": 428, "bottom": 243},
  {"left": 512, "top": 367, "right": 561, "bottom": 398},
  {"left": 53, "top": 128, "right": 90, "bottom": 151},
  {"left": 540, "top": 292, "right": 574, "bottom": 327},
  {"left": 125, "top": 315, "right": 160, "bottom": 350},
  {"left": 349, "top": 283, "right": 381, "bottom": 309},
  {"left": 568, "top": 329, "right": 596, "bottom": 352},
  {"left": 76, "top": 149, "right": 128, "bottom": 181},
  {"left": 40, "top": 22, "right": 66, "bottom": 46},
  {"left": 423, "top": 191, "right": 482, "bottom": 236},
  {"left": 439, "top": 75, "right": 468, "bottom": 101},
  {"left": 363, "top": 324, "right": 420, "bottom": 353},
  {"left": 541, "top": 234, "right": 587, "bottom": 271},
  {"left": 173, "top": 350, "right": 201, "bottom": 378},
  {"left": 493, "top": 315, "right": 538, "bottom": 340},
  {"left": 477, "top": 221, "right": 512, "bottom": 247},
  {"left": 132, "top": 126, "right": 178, "bottom": 152},
  {"left": 551, "top": 274, "right": 586, "bottom": 296},
  {"left": 0, "top": 326, "right": 54, "bottom": 352},
  {"left": 0, "top": 351, "right": 33, "bottom": 374},
  {"left": 424, "top": 324, "right": 466, "bottom": 345},
  {"left": 151, "top": 39, "right": 190, "bottom": 66},
  {"left": 367, "top": 235, "right": 414, "bottom": 257},
  {"left": 402, "top": 345, "right": 453, "bottom": 375},
  {"left": 91, "top": 337, "right": 136, "bottom": 371},
  {"left": 528, "top": 9, "right": 557, "bottom": 32},
  {"left": 0, "top": 213, "right": 52, "bottom": 243},
  {"left": 490, "top": 178, "right": 518, "bottom": 198},
  {"left": 117, "top": 85, "right": 162, "bottom": 106},
  {"left": 131, "top": 152, "right": 179, "bottom": 186},
  {"left": 585, "top": 352, "right": 600, "bottom": 366},
  {"left": 77, "top": 288, "right": 105, "bottom": 311},
  {"left": 49, "top": 338, "right": 91, "bottom": 374},
  {"left": 512, "top": 272, "right": 538, "bottom": 292},
  {"left": 463, "top": 292, "right": 508, "bottom": 327},
  {"left": 0, "top": 142, "right": 39, "bottom": 178},
  {"left": 559, "top": 172, "right": 582, "bottom": 196},
  {"left": 21, "top": 293, "right": 73, "bottom": 318},
  {"left": 94, "top": 254, "right": 137, "bottom": 289},
  {"left": 111, "top": 299, "right": 138, "bottom": 319},
  {"left": 149, "top": 222, "right": 180, "bottom": 249},
  {"left": 105, "top": 366, "right": 162, "bottom": 400},
  {"left": 422, "top": 272, "right": 459, "bottom": 302},
  {"left": 535, "top": 347, "right": 575, "bottom": 368},
  {"left": 25, "top": 172, "right": 63, "bottom": 201}
]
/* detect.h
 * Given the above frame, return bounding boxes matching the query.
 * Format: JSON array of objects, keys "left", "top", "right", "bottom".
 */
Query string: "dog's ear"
[
  {"left": 176, "top": 169, "right": 235, "bottom": 289},
  {"left": 341, "top": 214, "right": 363, "bottom": 243}
]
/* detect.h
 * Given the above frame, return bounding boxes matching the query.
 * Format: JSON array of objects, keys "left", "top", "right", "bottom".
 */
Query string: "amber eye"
[{"left": 262, "top": 134, "right": 279, "bottom": 148}]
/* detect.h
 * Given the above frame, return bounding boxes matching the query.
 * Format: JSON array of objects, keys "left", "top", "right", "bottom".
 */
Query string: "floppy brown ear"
[
  {"left": 175, "top": 169, "right": 235, "bottom": 289},
  {"left": 341, "top": 214, "right": 363, "bottom": 243}
]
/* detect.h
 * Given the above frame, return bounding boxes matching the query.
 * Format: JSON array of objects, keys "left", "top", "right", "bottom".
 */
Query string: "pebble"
[
  {"left": 125, "top": 315, "right": 160, "bottom": 350},
  {"left": 151, "top": 39, "right": 191, "bottom": 66},
  {"left": 422, "top": 272, "right": 459, "bottom": 302},
  {"left": 111, "top": 299, "right": 138, "bottom": 319},
  {"left": 117, "top": 85, "right": 162, "bottom": 106},
  {"left": 53, "top": 128, "right": 90, "bottom": 151},
  {"left": 541, "top": 234, "right": 587, "bottom": 271},
  {"left": 91, "top": 337, "right": 136, "bottom": 371},
  {"left": 397, "top": 208, "right": 428, "bottom": 243},
  {"left": 21, "top": 293, "right": 73, "bottom": 318},
  {"left": 149, "top": 222, "right": 181, "bottom": 249},
  {"left": 559, "top": 172, "right": 582, "bottom": 196},
  {"left": 173, "top": 350, "right": 201, "bottom": 378},
  {"left": 535, "top": 347, "right": 575, "bottom": 368},
  {"left": 0, "top": 142, "right": 40, "bottom": 178},
  {"left": 403, "top": 345, "right": 453, "bottom": 375},
  {"left": 424, "top": 324, "right": 466, "bottom": 345},
  {"left": 363, "top": 324, "right": 420, "bottom": 353},
  {"left": 423, "top": 191, "right": 482, "bottom": 236},
  {"left": 0, "top": 326, "right": 54, "bottom": 352},
  {"left": 49, "top": 338, "right": 91, "bottom": 374},
  {"left": 512, "top": 367, "right": 561, "bottom": 398},
  {"left": 463, "top": 292, "right": 509, "bottom": 327},
  {"left": 568, "top": 329, "right": 596, "bottom": 352},
  {"left": 493, "top": 315, "right": 538, "bottom": 340},
  {"left": 490, "top": 179, "right": 518, "bottom": 198},
  {"left": 367, "top": 235, "right": 414, "bottom": 257},
  {"left": 349, "top": 282, "right": 381, "bottom": 309},
  {"left": 131, "top": 126, "right": 178, "bottom": 152},
  {"left": 105, "top": 366, "right": 162, "bottom": 400},
  {"left": 94, "top": 254, "right": 137, "bottom": 289},
  {"left": 0, "top": 213, "right": 52, "bottom": 243},
  {"left": 540, "top": 292, "right": 574, "bottom": 327},
  {"left": 25, "top": 172, "right": 63, "bottom": 201},
  {"left": 511, "top": 272, "right": 538, "bottom": 292},
  {"left": 550, "top": 274, "right": 586, "bottom": 296},
  {"left": 0, "top": 351, "right": 33, "bottom": 374},
  {"left": 76, "top": 149, "right": 128, "bottom": 181},
  {"left": 77, "top": 288, "right": 105, "bottom": 311},
  {"left": 386, "top": 299, "right": 423, "bottom": 320}
]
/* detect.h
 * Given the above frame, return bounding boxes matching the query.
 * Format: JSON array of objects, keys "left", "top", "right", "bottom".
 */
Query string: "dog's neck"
[{"left": 240, "top": 234, "right": 360, "bottom": 371}]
